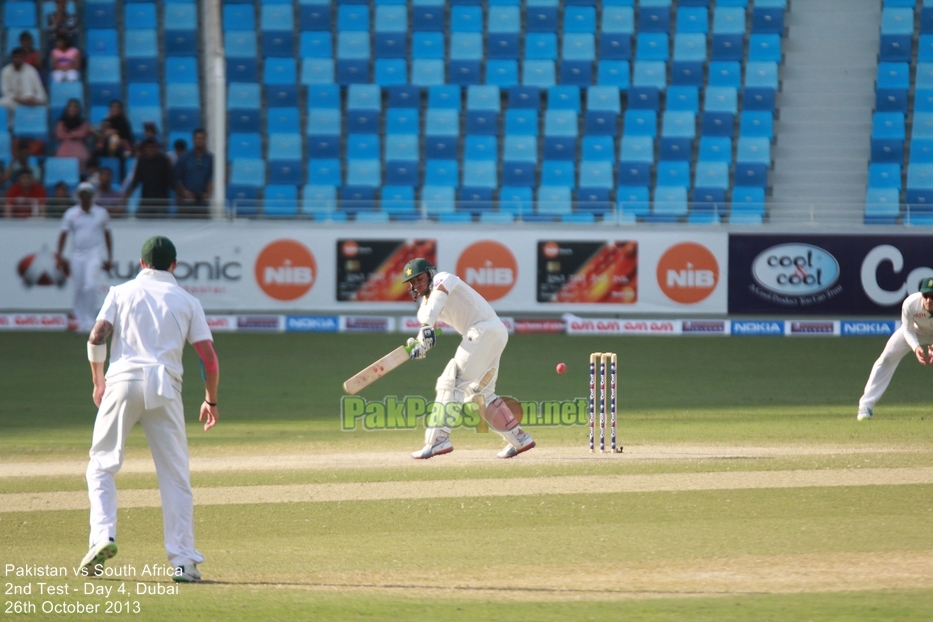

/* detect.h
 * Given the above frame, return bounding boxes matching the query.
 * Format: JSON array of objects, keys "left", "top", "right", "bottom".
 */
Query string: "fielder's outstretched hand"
[{"left": 915, "top": 346, "right": 932, "bottom": 365}]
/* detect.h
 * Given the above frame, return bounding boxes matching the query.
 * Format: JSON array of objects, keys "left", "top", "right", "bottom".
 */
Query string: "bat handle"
[{"left": 404, "top": 327, "right": 442, "bottom": 353}]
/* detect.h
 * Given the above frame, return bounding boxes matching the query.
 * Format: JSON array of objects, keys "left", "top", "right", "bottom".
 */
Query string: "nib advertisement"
[
  {"left": 729, "top": 235, "right": 933, "bottom": 315},
  {"left": 336, "top": 239, "right": 436, "bottom": 302}
]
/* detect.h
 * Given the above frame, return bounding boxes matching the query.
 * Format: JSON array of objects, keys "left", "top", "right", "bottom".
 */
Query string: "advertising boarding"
[
  {"left": 0, "top": 222, "right": 728, "bottom": 315},
  {"left": 729, "top": 234, "right": 933, "bottom": 315}
]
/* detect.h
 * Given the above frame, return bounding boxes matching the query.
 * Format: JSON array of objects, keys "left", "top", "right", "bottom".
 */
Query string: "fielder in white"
[
  {"left": 81, "top": 236, "right": 220, "bottom": 583},
  {"left": 402, "top": 258, "right": 536, "bottom": 459},
  {"left": 56, "top": 182, "right": 113, "bottom": 333},
  {"left": 857, "top": 278, "right": 933, "bottom": 420}
]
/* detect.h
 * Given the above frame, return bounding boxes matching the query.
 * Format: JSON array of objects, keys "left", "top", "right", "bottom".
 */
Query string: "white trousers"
[
  {"left": 86, "top": 380, "right": 203, "bottom": 568},
  {"left": 859, "top": 327, "right": 929, "bottom": 410},
  {"left": 443, "top": 318, "right": 508, "bottom": 403},
  {"left": 72, "top": 252, "right": 102, "bottom": 333}
]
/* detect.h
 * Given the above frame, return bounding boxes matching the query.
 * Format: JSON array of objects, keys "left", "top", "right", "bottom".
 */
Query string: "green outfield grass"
[{"left": 2, "top": 332, "right": 932, "bottom": 620}]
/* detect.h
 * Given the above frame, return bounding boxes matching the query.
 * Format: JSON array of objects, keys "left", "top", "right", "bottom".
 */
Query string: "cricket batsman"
[
  {"left": 857, "top": 277, "right": 933, "bottom": 420},
  {"left": 402, "top": 258, "right": 536, "bottom": 459}
]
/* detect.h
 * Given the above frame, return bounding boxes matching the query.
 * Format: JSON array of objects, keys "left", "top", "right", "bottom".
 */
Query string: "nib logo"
[
  {"left": 656, "top": 242, "right": 719, "bottom": 304},
  {"left": 254, "top": 239, "right": 317, "bottom": 301},
  {"left": 456, "top": 241, "right": 518, "bottom": 301}
]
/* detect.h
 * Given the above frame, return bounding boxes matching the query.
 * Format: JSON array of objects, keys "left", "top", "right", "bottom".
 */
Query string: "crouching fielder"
[
  {"left": 857, "top": 278, "right": 933, "bottom": 420},
  {"left": 402, "top": 258, "right": 535, "bottom": 459}
]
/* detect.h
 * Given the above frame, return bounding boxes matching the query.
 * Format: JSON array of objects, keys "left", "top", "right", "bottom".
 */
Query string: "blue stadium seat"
[
  {"left": 424, "top": 160, "right": 459, "bottom": 187},
  {"left": 345, "top": 159, "right": 382, "bottom": 188},
  {"left": 411, "top": 32, "right": 445, "bottom": 60},
  {"left": 911, "top": 139, "right": 933, "bottom": 163},
  {"left": 127, "top": 82, "right": 160, "bottom": 108},
  {"left": 742, "top": 88, "right": 776, "bottom": 113},
  {"left": 451, "top": 5, "right": 484, "bottom": 33},
  {"left": 617, "top": 186, "right": 650, "bottom": 221},
  {"left": 44, "top": 158, "right": 80, "bottom": 191},
  {"left": 385, "top": 161, "right": 419, "bottom": 187},
  {"left": 267, "top": 108, "right": 300, "bottom": 134},
  {"left": 338, "top": 4, "right": 370, "bottom": 31},
  {"left": 462, "top": 160, "right": 498, "bottom": 188},
  {"left": 411, "top": 59, "right": 444, "bottom": 86},
  {"left": 300, "top": 32, "right": 333, "bottom": 59},
  {"left": 262, "top": 185, "right": 299, "bottom": 218},
  {"left": 412, "top": 0, "right": 445, "bottom": 32},
  {"left": 652, "top": 186, "right": 689, "bottom": 218},
  {"left": 578, "top": 160, "right": 613, "bottom": 189},
  {"left": 708, "top": 61, "right": 742, "bottom": 88},
  {"left": 301, "top": 59, "right": 335, "bottom": 85},
  {"left": 865, "top": 188, "right": 901, "bottom": 225},
  {"left": 628, "top": 86, "right": 661, "bottom": 112},
  {"left": 5, "top": 2, "right": 37, "bottom": 27},
  {"left": 620, "top": 135, "right": 655, "bottom": 163},
  {"left": 698, "top": 136, "right": 732, "bottom": 162},
  {"left": 657, "top": 161, "right": 691, "bottom": 187},
  {"left": 624, "top": 109, "right": 658, "bottom": 137},
  {"left": 671, "top": 61, "right": 705, "bottom": 88},
  {"left": 618, "top": 161, "right": 652, "bottom": 186},
  {"left": 385, "top": 133, "right": 419, "bottom": 162},
  {"left": 596, "top": 61, "right": 631, "bottom": 88},
  {"left": 871, "top": 112, "right": 906, "bottom": 163},
  {"left": 486, "top": 60, "right": 519, "bottom": 87},
  {"left": 677, "top": 7, "right": 709, "bottom": 34},
  {"left": 526, "top": 1, "right": 558, "bottom": 33},
  {"left": 739, "top": 111, "right": 774, "bottom": 139},
  {"left": 384, "top": 108, "right": 420, "bottom": 134},
  {"left": 711, "top": 34, "right": 744, "bottom": 61},
  {"left": 752, "top": 1, "right": 786, "bottom": 34},
  {"left": 223, "top": 4, "right": 254, "bottom": 30},
  {"left": 639, "top": 6, "right": 671, "bottom": 34},
  {"left": 637, "top": 33, "right": 669, "bottom": 61},
  {"left": 420, "top": 185, "right": 456, "bottom": 216},
  {"left": 86, "top": 3, "right": 117, "bottom": 29},
  {"left": 504, "top": 109, "right": 538, "bottom": 136},
  {"left": 230, "top": 158, "right": 266, "bottom": 189},
  {"left": 305, "top": 159, "right": 342, "bottom": 187},
  {"left": 745, "top": 62, "right": 780, "bottom": 90},
  {"left": 541, "top": 160, "right": 577, "bottom": 187},
  {"left": 667, "top": 86, "right": 700, "bottom": 112},
  {"left": 300, "top": 185, "right": 342, "bottom": 220},
  {"left": 536, "top": 185, "right": 572, "bottom": 218},
  {"left": 523, "top": 61, "right": 556, "bottom": 88},
  {"left": 346, "top": 84, "right": 381, "bottom": 133},
  {"left": 632, "top": 61, "right": 667, "bottom": 90},
  {"left": 508, "top": 86, "right": 542, "bottom": 109},
  {"left": 165, "top": 57, "right": 198, "bottom": 84},
  {"left": 381, "top": 186, "right": 418, "bottom": 219},
  {"left": 730, "top": 186, "right": 766, "bottom": 223},
  {"left": 87, "top": 29, "right": 119, "bottom": 56},
  {"left": 526, "top": 33, "right": 558, "bottom": 60},
  {"left": 674, "top": 33, "right": 707, "bottom": 61},
  {"left": 548, "top": 85, "right": 581, "bottom": 112},
  {"left": 868, "top": 163, "right": 901, "bottom": 189},
  {"left": 228, "top": 134, "right": 262, "bottom": 160},
  {"left": 125, "top": 3, "right": 156, "bottom": 29},
  {"left": 602, "top": 6, "right": 635, "bottom": 35},
  {"left": 543, "top": 109, "right": 578, "bottom": 159},
  {"left": 694, "top": 161, "right": 729, "bottom": 189},
  {"left": 599, "top": 34, "right": 633, "bottom": 61},
  {"left": 428, "top": 85, "right": 461, "bottom": 110},
  {"left": 463, "top": 135, "right": 497, "bottom": 160},
  {"left": 299, "top": 0, "right": 331, "bottom": 31},
  {"left": 713, "top": 7, "right": 746, "bottom": 34}
]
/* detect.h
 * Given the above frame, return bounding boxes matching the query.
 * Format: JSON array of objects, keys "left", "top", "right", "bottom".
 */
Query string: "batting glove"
[
  {"left": 407, "top": 338, "right": 427, "bottom": 360},
  {"left": 417, "top": 325, "right": 436, "bottom": 350}
]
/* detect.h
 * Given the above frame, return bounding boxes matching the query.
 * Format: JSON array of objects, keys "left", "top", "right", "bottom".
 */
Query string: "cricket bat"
[{"left": 342, "top": 329, "right": 441, "bottom": 395}]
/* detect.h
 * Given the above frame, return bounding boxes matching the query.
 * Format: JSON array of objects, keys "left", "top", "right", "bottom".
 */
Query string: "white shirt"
[
  {"left": 417, "top": 271, "right": 498, "bottom": 335},
  {"left": 0, "top": 63, "right": 47, "bottom": 103},
  {"left": 60, "top": 204, "right": 110, "bottom": 254},
  {"left": 97, "top": 269, "right": 212, "bottom": 385},
  {"left": 901, "top": 292, "right": 933, "bottom": 349}
]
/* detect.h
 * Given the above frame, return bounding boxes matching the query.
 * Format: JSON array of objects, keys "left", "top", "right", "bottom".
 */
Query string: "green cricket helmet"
[{"left": 402, "top": 258, "right": 436, "bottom": 283}]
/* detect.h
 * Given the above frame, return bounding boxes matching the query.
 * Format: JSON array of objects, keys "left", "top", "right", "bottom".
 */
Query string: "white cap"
[{"left": 76, "top": 182, "right": 96, "bottom": 194}]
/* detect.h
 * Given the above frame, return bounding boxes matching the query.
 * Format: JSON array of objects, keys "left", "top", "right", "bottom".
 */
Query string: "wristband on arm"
[{"left": 87, "top": 342, "right": 106, "bottom": 363}]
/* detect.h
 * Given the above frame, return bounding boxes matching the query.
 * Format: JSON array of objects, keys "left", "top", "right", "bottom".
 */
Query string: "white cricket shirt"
[
  {"left": 97, "top": 269, "right": 212, "bottom": 384},
  {"left": 60, "top": 204, "right": 110, "bottom": 254},
  {"left": 417, "top": 271, "right": 498, "bottom": 335},
  {"left": 901, "top": 292, "right": 933, "bottom": 349}
]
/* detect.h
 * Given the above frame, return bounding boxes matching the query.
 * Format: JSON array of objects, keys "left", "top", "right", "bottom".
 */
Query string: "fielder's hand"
[
  {"left": 407, "top": 338, "right": 427, "bottom": 360},
  {"left": 918, "top": 346, "right": 933, "bottom": 365},
  {"left": 417, "top": 325, "right": 436, "bottom": 350}
]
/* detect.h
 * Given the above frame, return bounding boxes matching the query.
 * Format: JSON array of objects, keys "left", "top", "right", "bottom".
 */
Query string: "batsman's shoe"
[
  {"left": 172, "top": 564, "right": 201, "bottom": 583},
  {"left": 497, "top": 432, "right": 536, "bottom": 459},
  {"left": 80, "top": 539, "right": 117, "bottom": 577},
  {"left": 857, "top": 407, "right": 873, "bottom": 421},
  {"left": 412, "top": 437, "right": 453, "bottom": 459}
]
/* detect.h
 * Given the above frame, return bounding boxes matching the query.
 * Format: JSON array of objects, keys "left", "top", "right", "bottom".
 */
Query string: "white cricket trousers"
[
  {"left": 447, "top": 318, "right": 508, "bottom": 402},
  {"left": 86, "top": 380, "right": 204, "bottom": 568},
  {"left": 859, "top": 326, "right": 930, "bottom": 410},
  {"left": 72, "top": 251, "right": 103, "bottom": 333}
]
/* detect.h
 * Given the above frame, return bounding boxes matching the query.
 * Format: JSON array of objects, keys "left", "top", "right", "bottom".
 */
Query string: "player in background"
[
  {"left": 402, "top": 258, "right": 535, "bottom": 459},
  {"left": 857, "top": 278, "right": 933, "bottom": 420},
  {"left": 81, "top": 236, "right": 219, "bottom": 583},
  {"left": 56, "top": 182, "right": 113, "bottom": 332}
]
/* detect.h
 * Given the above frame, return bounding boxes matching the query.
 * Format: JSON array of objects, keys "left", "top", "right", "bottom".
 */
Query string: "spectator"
[
  {"left": 46, "top": 180, "right": 72, "bottom": 218},
  {"left": 125, "top": 139, "right": 174, "bottom": 218},
  {"left": 50, "top": 34, "right": 81, "bottom": 82},
  {"left": 95, "top": 167, "right": 126, "bottom": 217},
  {"left": 1, "top": 140, "right": 42, "bottom": 187},
  {"left": 4, "top": 169, "right": 47, "bottom": 218},
  {"left": 136, "top": 122, "right": 163, "bottom": 154},
  {"left": 55, "top": 99, "right": 93, "bottom": 172},
  {"left": 0, "top": 48, "right": 48, "bottom": 126},
  {"left": 174, "top": 129, "right": 214, "bottom": 218},
  {"left": 105, "top": 100, "right": 134, "bottom": 147},
  {"left": 46, "top": 0, "right": 79, "bottom": 49},
  {"left": 169, "top": 138, "right": 187, "bottom": 166},
  {"left": 19, "top": 31, "right": 42, "bottom": 72}
]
